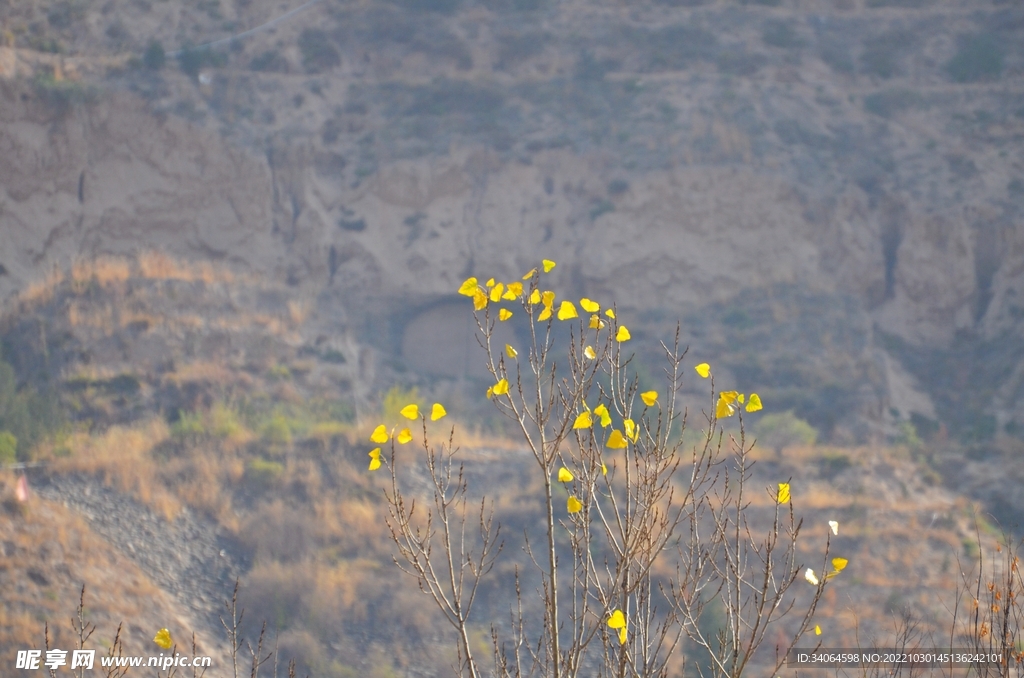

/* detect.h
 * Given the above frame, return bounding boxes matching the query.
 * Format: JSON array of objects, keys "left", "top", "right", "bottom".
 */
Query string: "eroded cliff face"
[{"left": 1, "top": 0, "right": 1022, "bottom": 441}]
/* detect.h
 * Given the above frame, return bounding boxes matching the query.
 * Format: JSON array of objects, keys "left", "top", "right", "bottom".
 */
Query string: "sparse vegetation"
[{"left": 946, "top": 34, "right": 1003, "bottom": 84}]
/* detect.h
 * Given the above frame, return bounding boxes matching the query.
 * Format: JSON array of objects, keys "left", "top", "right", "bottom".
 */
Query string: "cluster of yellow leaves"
[
  {"left": 366, "top": 402, "right": 448, "bottom": 471},
  {"left": 458, "top": 260, "right": 631, "bottom": 345}
]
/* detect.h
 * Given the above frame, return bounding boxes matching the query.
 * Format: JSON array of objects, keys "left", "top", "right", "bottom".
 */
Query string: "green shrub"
[
  {"left": 753, "top": 410, "right": 818, "bottom": 454},
  {"left": 245, "top": 458, "right": 284, "bottom": 487},
  {"left": 143, "top": 40, "right": 165, "bottom": 70},
  {"left": 0, "top": 431, "right": 16, "bottom": 465},
  {"left": 170, "top": 410, "right": 205, "bottom": 439},
  {"left": 261, "top": 413, "right": 293, "bottom": 447},
  {"left": 946, "top": 34, "right": 1003, "bottom": 83}
]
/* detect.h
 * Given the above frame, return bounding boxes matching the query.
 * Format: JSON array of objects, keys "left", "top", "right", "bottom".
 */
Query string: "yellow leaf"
[
  {"left": 745, "top": 393, "right": 763, "bottom": 412},
  {"left": 589, "top": 314, "right": 604, "bottom": 330},
  {"left": 567, "top": 495, "right": 582, "bottom": 513},
  {"left": 397, "top": 428, "right": 413, "bottom": 444},
  {"left": 529, "top": 289, "right": 541, "bottom": 304},
  {"left": 523, "top": 268, "right": 537, "bottom": 280},
  {"left": 458, "top": 277, "right": 479, "bottom": 296},
  {"left": 640, "top": 391, "right": 658, "bottom": 407},
  {"left": 400, "top": 404, "right": 419, "bottom": 420},
  {"left": 607, "top": 429, "right": 628, "bottom": 449},
  {"left": 154, "top": 629, "right": 173, "bottom": 650},
  {"left": 542, "top": 259, "right": 556, "bottom": 273},
  {"left": 715, "top": 396, "right": 735, "bottom": 419},
  {"left": 601, "top": 462, "right": 607, "bottom": 475},
  {"left": 719, "top": 391, "right": 739, "bottom": 405},
  {"left": 619, "top": 626, "right": 627, "bottom": 645},
  {"left": 594, "top": 404, "right": 612, "bottom": 427},
  {"left": 499, "top": 308, "right": 513, "bottom": 321},
  {"left": 777, "top": 482, "right": 790, "bottom": 504},
  {"left": 573, "top": 411, "right": 593, "bottom": 429},
  {"left": 506, "top": 344, "right": 518, "bottom": 359},
  {"left": 490, "top": 283, "right": 504, "bottom": 302},
  {"left": 473, "top": 289, "right": 488, "bottom": 311},
  {"left": 624, "top": 419, "right": 638, "bottom": 442},
  {"left": 580, "top": 298, "right": 600, "bottom": 313},
  {"left": 584, "top": 345, "right": 596, "bottom": 360},
  {"left": 558, "top": 467, "right": 574, "bottom": 482},
  {"left": 815, "top": 625, "right": 822, "bottom": 636},
  {"left": 607, "top": 610, "right": 625, "bottom": 629},
  {"left": 430, "top": 403, "right": 447, "bottom": 421},
  {"left": 616, "top": 326, "right": 630, "bottom": 342},
  {"left": 370, "top": 425, "right": 388, "bottom": 444},
  {"left": 738, "top": 394, "right": 745, "bottom": 404},
  {"left": 605, "top": 309, "right": 615, "bottom": 319},
  {"left": 829, "top": 520, "right": 839, "bottom": 536},
  {"left": 369, "top": 448, "right": 381, "bottom": 459},
  {"left": 493, "top": 378, "right": 509, "bottom": 395},
  {"left": 369, "top": 458, "right": 381, "bottom": 471},
  {"left": 504, "top": 282, "right": 523, "bottom": 298},
  {"left": 541, "top": 291, "right": 556, "bottom": 307},
  {"left": 485, "top": 278, "right": 495, "bottom": 288},
  {"left": 804, "top": 568, "right": 819, "bottom": 586},
  {"left": 695, "top": 363, "right": 711, "bottom": 378},
  {"left": 538, "top": 306, "right": 552, "bottom": 321},
  {"left": 557, "top": 301, "right": 578, "bottom": 320},
  {"left": 831, "top": 557, "right": 848, "bottom": 573},
  {"left": 486, "top": 386, "right": 494, "bottom": 399}
]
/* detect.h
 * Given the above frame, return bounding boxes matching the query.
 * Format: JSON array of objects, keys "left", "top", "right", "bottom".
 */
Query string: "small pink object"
[{"left": 15, "top": 475, "right": 28, "bottom": 503}]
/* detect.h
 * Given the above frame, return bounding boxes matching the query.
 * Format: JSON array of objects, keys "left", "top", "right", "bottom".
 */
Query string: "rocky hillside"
[{"left": 2, "top": 0, "right": 1023, "bottom": 446}]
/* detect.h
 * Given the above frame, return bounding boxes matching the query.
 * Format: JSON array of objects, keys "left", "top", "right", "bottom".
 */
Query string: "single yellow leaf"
[
  {"left": 493, "top": 378, "right": 509, "bottom": 395},
  {"left": 541, "top": 290, "right": 556, "bottom": 307},
  {"left": 580, "top": 298, "right": 600, "bottom": 313},
  {"left": 485, "top": 278, "right": 495, "bottom": 287},
  {"left": 831, "top": 557, "right": 848, "bottom": 573},
  {"left": 458, "top": 277, "right": 479, "bottom": 296},
  {"left": 486, "top": 386, "right": 494, "bottom": 398},
  {"left": 619, "top": 626, "right": 627, "bottom": 645},
  {"left": 490, "top": 283, "right": 504, "bottom": 302},
  {"left": 573, "top": 411, "right": 593, "bottom": 429},
  {"left": 558, "top": 467, "right": 574, "bottom": 482},
  {"left": 499, "top": 308, "right": 513, "bottom": 321},
  {"left": 589, "top": 314, "right": 604, "bottom": 329},
  {"left": 370, "top": 425, "right": 388, "bottom": 444},
  {"left": 400, "top": 404, "right": 419, "bottom": 420},
  {"left": 745, "top": 393, "right": 763, "bottom": 412},
  {"left": 624, "top": 419, "right": 638, "bottom": 442},
  {"left": 607, "top": 610, "right": 625, "bottom": 629},
  {"left": 506, "top": 344, "right": 518, "bottom": 359},
  {"left": 738, "top": 393, "right": 745, "bottom": 404},
  {"left": 529, "top": 289, "right": 541, "bottom": 304},
  {"left": 601, "top": 462, "right": 607, "bottom": 475},
  {"left": 369, "top": 448, "right": 381, "bottom": 459},
  {"left": 715, "top": 395, "right": 735, "bottom": 419},
  {"left": 805, "top": 568, "right": 819, "bottom": 586},
  {"left": 815, "top": 625, "right": 822, "bottom": 636},
  {"left": 777, "top": 482, "right": 790, "bottom": 504},
  {"left": 557, "top": 300, "right": 578, "bottom": 320},
  {"left": 567, "top": 495, "right": 582, "bottom": 513},
  {"left": 584, "top": 345, "right": 596, "bottom": 360},
  {"left": 616, "top": 326, "right": 630, "bottom": 342},
  {"left": 154, "top": 629, "right": 173, "bottom": 650},
  {"left": 538, "top": 306, "right": 552, "bottom": 321},
  {"left": 397, "top": 428, "right": 413, "bottom": 444},
  {"left": 607, "top": 429, "right": 628, "bottom": 449},
  {"left": 719, "top": 391, "right": 739, "bottom": 405},
  {"left": 829, "top": 520, "right": 839, "bottom": 536},
  {"left": 695, "top": 363, "right": 711, "bottom": 378},
  {"left": 640, "top": 391, "right": 658, "bottom": 407},
  {"left": 504, "top": 282, "right": 523, "bottom": 298},
  {"left": 430, "top": 403, "right": 447, "bottom": 421},
  {"left": 522, "top": 268, "right": 537, "bottom": 280},
  {"left": 542, "top": 259, "right": 556, "bottom": 273},
  {"left": 369, "top": 458, "right": 381, "bottom": 471},
  {"left": 594, "top": 404, "right": 612, "bottom": 427},
  {"left": 473, "top": 289, "right": 488, "bottom": 311},
  {"left": 605, "top": 308, "right": 615, "bottom": 319}
]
